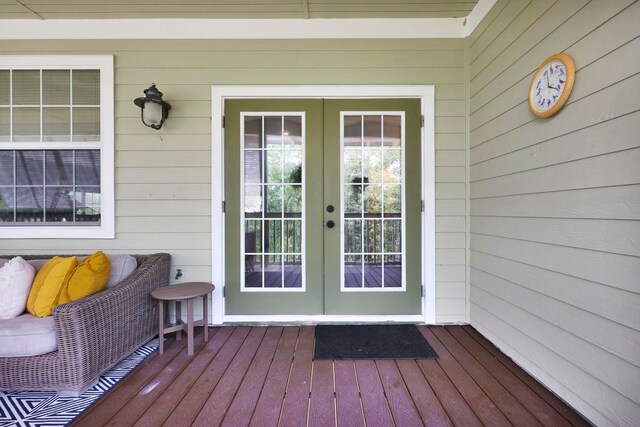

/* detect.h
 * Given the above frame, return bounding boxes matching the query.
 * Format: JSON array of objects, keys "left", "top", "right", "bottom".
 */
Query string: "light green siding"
[
  {"left": 0, "top": 38, "right": 467, "bottom": 323},
  {"left": 468, "top": 1, "right": 640, "bottom": 425}
]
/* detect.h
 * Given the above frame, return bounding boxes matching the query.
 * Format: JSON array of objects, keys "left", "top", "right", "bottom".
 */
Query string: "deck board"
[
  {"left": 334, "top": 360, "right": 366, "bottom": 427},
  {"left": 354, "top": 360, "right": 395, "bottom": 427},
  {"left": 447, "top": 326, "right": 572, "bottom": 426},
  {"left": 221, "top": 326, "right": 283, "bottom": 427},
  {"left": 162, "top": 326, "right": 251, "bottom": 426},
  {"left": 461, "top": 325, "right": 591, "bottom": 427},
  {"left": 73, "top": 325, "right": 589, "bottom": 427},
  {"left": 308, "top": 360, "right": 335, "bottom": 427},
  {"left": 72, "top": 335, "right": 183, "bottom": 427},
  {"left": 396, "top": 359, "right": 453, "bottom": 427},
  {"left": 419, "top": 326, "right": 512, "bottom": 426},
  {"left": 431, "top": 326, "right": 542, "bottom": 426},
  {"left": 376, "top": 360, "right": 424, "bottom": 426},
  {"left": 278, "top": 326, "right": 315, "bottom": 427},
  {"left": 248, "top": 326, "right": 299, "bottom": 427},
  {"left": 133, "top": 326, "right": 234, "bottom": 426}
]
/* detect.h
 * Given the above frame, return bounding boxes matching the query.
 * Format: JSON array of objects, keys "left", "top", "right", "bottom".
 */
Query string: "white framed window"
[
  {"left": 240, "top": 112, "right": 306, "bottom": 292},
  {"left": 0, "top": 55, "right": 114, "bottom": 239},
  {"left": 340, "top": 112, "right": 406, "bottom": 292}
]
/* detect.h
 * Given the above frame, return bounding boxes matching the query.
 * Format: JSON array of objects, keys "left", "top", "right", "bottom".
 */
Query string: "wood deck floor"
[{"left": 72, "top": 325, "right": 589, "bottom": 427}]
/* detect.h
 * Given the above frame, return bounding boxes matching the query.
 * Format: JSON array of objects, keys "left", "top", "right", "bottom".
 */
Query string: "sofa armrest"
[{"left": 52, "top": 253, "right": 171, "bottom": 385}]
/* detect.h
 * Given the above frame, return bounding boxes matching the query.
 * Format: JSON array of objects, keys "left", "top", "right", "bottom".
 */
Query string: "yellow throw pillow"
[
  {"left": 26, "top": 256, "right": 77, "bottom": 317},
  {"left": 59, "top": 251, "right": 111, "bottom": 304}
]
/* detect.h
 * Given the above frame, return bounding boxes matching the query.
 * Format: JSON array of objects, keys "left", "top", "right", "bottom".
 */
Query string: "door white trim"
[{"left": 212, "top": 85, "right": 436, "bottom": 325}]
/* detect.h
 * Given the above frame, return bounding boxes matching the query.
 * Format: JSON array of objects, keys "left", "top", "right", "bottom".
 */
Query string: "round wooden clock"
[{"left": 528, "top": 53, "right": 575, "bottom": 118}]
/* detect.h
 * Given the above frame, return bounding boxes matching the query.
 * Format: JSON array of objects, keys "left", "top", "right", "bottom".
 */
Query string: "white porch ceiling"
[{"left": 0, "top": 0, "right": 479, "bottom": 20}]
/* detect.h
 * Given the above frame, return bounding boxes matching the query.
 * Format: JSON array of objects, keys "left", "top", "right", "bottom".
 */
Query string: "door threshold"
[{"left": 220, "top": 314, "right": 425, "bottom": 325}]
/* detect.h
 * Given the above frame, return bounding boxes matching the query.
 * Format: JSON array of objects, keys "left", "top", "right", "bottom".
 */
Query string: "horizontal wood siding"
[
  {"left": 468, "top": 1, "right": 640, "bottom": 426},
  {"left": 0, "top": 38, "right": 467, "bottom": 323}
]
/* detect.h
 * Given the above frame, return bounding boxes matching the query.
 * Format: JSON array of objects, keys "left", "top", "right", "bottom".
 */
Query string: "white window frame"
[
  {"left": 240, "top": 111, "right": 306, "bottom": 293},
  {"left": 0, "top": 55, "right": 114, "bottom": 239},
  {"left": 340, "top": 111, "right": 406, "bottom": 293}
]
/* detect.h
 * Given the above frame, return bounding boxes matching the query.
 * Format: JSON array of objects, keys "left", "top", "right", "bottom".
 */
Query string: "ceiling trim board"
[
  {"left": 0, "top": 17, "right": 478, "bottom": 39},
  {"left": 463, "top": 0, "right": 498, "bottom": 36}
]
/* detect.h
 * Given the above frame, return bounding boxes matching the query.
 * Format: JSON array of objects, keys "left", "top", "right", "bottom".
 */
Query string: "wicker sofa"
[{"left": 0, "top": 253, "right": 170, "bottom": 395}]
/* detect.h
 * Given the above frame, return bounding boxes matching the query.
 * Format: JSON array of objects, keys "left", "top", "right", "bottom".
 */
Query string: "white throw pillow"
[{"left": 0, "top": 256, "right": 36, "bottom": 319}]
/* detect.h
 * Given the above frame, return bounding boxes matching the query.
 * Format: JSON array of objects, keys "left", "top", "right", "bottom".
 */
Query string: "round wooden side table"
[{"left": 151, "top": 282, "right": 215, "bottom": 356}]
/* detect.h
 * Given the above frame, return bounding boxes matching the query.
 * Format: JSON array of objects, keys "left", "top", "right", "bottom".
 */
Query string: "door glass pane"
[
  {"left": 383, "top": 184, "right": 401, "bottom": 217},
  {"left": 244, "top": 116, "right": 262, "bottom": 148},
  {"left": 384, "top": 255, "right": 402, "bottom": 288},
  {"left": 265, "top": 116, "right": 282, "bottom": 147},
  {"left": 284, "top": 116, "right": 302, "bottom": 146},
  {"left": 244, "top": 150, "right": 262, "bottom": 184},
  {"left": 344, "top": 255, "right": 362, "bottom": 288},
  {"left": 266, "top": 150, "right": 282, "bottom": 183},
  {"left": 383, "top": 116, "right": 401, "bottom": 147},
  {"left": 244, "top": 185, "right": 262, "bottom": 213},
  {"left": 344, "top": 219, "right": 362, "bottom": 253},
  {"left": 245, "top": 255, "right": 263, "bottom": 288},
  {"left": 363, "top": 219, "right": 382, "bottom": 253},
  {"left": 363, "top": 115, "right": 382, "bottom": 147},
  {"left": 342, "top": 113, "right": 404, "bottom": 290},
  {"left": 343, "top": 116, "right": 361, "bottom": 146},
  {"left": 266, "top": 184, "right": 282, "bottom": 214},
  {"left": 383, "top": 148, "right": 401, "bottom": 183},
  {"left": 264, "top": 255, "right": 283, "bottom": 288},
  {"left": 283, "top": 185, "right": 301, "bottom": 215},
  {"left": 284, "top": 255, "right": 302, "bottom": 288},
  {"left": 343, "top": 149, "right": 361, "bottom": 183},
  {"left": 364, "top": 255, "right": 382, "bottom": 288},
  {"left": 344, "top": 185, "right": 362, "bottom": 215},
  {"left": 242, "top": 113, "right": 304, "bottom": 290},
  {"left": 283, "top": 150, "right": 302, "bottom": 183}
]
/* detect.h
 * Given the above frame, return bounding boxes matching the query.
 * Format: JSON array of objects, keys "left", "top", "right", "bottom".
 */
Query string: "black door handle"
[
  {"left": 326, "top": 220, "right": 335, "bottom": 228},
  {"left": 326, "top": 205, "right": 335, "bottom": 213}
]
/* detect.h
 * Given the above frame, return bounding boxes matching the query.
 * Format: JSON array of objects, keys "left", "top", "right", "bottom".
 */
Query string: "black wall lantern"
[{"left": 134, "top": 84, "right": 171, "bottom": 130}]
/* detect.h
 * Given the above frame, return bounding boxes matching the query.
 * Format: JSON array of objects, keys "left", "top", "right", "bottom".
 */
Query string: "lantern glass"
[{"left": 143, "top": 101, "right": 163, "bottom": 125}]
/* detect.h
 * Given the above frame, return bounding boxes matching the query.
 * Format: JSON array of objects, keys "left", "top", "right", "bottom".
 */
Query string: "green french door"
[{"left": 224, "top": 98, "right": 422, "bottom": 316}]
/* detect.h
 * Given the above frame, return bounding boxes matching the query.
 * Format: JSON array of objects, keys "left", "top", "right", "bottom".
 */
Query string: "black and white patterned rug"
[{"left": 0, "top": 339, "right": 158, "bottom": 427}]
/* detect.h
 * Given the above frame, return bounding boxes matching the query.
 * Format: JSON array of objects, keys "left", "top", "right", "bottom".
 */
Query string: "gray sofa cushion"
[{"left": 0, "top": 313, "right": 57, "bottom": 357}]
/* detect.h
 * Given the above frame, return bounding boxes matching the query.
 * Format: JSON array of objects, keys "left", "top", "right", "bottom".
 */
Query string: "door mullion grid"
[
  {"left": 261, "top": 116, "right": 266, "bottom": 289},
  {"left": 359, "top": 114, "right": 365, "bottom": 289},
  {"left": 280, "top": 116, "right": 285, "bottom": 288},
  {"left": 380, "top": 115, "right": 386, "bottom": 288}
]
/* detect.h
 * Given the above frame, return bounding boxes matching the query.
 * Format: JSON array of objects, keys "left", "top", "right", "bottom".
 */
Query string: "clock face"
[
  {"left": 532, "top": 60, "right": 567, "bottom": 113},
  {"left": 528, "top": 53, "right": 575, "bottom": 118}
]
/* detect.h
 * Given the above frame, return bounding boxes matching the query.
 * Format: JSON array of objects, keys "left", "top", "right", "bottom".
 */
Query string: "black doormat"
[{"left": 314, "top": 324, "right": 438, "bottom": 360}]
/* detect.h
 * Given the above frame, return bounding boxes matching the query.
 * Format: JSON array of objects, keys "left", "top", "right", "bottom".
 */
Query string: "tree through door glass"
[
  {"left": 342, "top": 113, "right": 405, "bottom": 290},
  {"left": 242, "top": 113, "right": 304, "bottom": 291}
]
